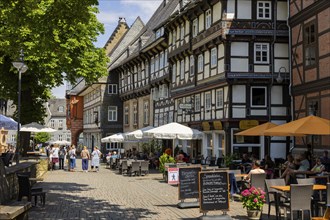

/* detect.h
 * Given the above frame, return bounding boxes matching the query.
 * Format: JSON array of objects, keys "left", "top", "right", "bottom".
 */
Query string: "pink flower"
[
  {"left": 260, "top": 195, "right": 265, "bottom": 199},
  {"left": 253, "top": 198, "right": 258, "bottom": 203}
]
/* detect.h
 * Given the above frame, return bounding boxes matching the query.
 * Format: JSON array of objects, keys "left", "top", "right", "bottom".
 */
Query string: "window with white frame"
[
  {"left": 190, "top": 55, "right": 195, "bottom": 76},
  {"left": 211, "top": 47, "right": 217, "bottom": 67},
  {"left": 180, "top": 23, "right": 184, "bottom": 40},
  {"left": 163, "top": 85, "right": 168, "bottom": 98},
  {"left": 195, "top": 94, "right": 201, "bottom": 111},
  {"left": 58, "top": 134, "right": 63, "bottom": 141},
  {"left": 159, "top": 52, "right": 164, "bottom": 69},
  {"left": 257, "top": 1, "right": 271, "bottom": 19},
  {"left": 159, "top": 86, "right": 163, "bottom": 98},
  {"left": 205, "top": 92, "right": 211, "bottom": 110},
  {"left": 216, "top": 89, "right": 224, "bottom": 108},
  {"left": 178, "top": 99, "right": 183, "bottom": 114},
  {"left": 108, "top": 106, "right": 117, "bottom": 121},
  {"left": 180, "top": 60, "right": 184, "bottom": 80},
  {"left": 254, "top": 43, "right": 269, "bottom": 63},
  {"left": 192, "top": 19, "right": 198, "bottom": 37},
  {"left": 205, "top": 9, "right": 212, "bottom": 29},
  {"left": 198, "top": 54, "right": 204, "bottom": 72},
  {"left": 173, "top": 30, "right": 176, "bottom": 46},
  {"left": 155, "top": 55, "right": 159, "bottom": 72},
  {"left": 150, "top": 58, "right": 155, "bottom": 73},
  {"left": 143, "top": 101, "right": 149, "bottom": 124},
  {"left": 172, "top": 63, "right": 176, "bottom": 82},
  {"left": 133, "top": 103, "right": 138, "bottom": 125},
  {"left": 145, "top": 61, "right": 149, "bottom": 77},
  {"left": 251, "top": 87, "right": 267, "bottom": 107},
  {"left": 59, "top": 120, "right": 63, "bottom": 128},
  {"left": 304, "top": 22, "right": 316, "bottom": 67},
  {"left": 124, "top": 106, "right": 129, "bottom": 125},
  {"left": 108, "top": 84, "right": 118, "bottom": 94},
  {"left": 51, "top": 120, "right": 55, "bottom": 128}
]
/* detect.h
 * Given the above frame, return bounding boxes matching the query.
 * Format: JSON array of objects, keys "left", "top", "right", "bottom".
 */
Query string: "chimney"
[{"left": 119, "top": 17, "right": 126, "bottom": 24}]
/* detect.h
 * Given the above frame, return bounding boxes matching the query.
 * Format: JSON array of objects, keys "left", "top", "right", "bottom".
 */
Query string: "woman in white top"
[
  {"left": 91, "top": 146, "right": 101, "bottom": 172},
  {"left": 52, "top": 144, "right": 59, "bottom": 170}
]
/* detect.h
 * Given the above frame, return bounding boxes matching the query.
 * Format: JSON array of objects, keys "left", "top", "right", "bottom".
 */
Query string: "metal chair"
[
  {"left": 130, "top": 161, "right": 140, "bottom": 176},
  {"left": 297, "top": 178, "right": 315, "bottom": 184},
  {"left": 16, "top": 174, "right": 46, "bottom": 206},
  {"left": 282, "top": 184, "right": 314, "bottom": 220},
  {"left": 140, "top": 161, "right": 149, "bottom": 176},
  {"left": 250, "top": 173, "right": 267, "bottom": 192},
  {"left": 265, "top": 178, "right": 288, "bottom": 218}
]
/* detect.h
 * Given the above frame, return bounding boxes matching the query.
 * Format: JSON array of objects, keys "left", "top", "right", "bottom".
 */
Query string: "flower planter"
[{"left": 247, "top": 209, "right": 261, "bottom": 220}]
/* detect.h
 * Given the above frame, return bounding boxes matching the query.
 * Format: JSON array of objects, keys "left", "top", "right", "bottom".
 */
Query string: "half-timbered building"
[
  {"left": 289, "top": 0, "right": 330, "bottom": 152},
  {"left": 166, "top": 0, "right": 290, "bottom": 160}
]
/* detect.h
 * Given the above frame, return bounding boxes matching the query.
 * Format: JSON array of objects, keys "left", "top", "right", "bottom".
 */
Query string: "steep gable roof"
[{"left": 104, "top": 18, "right": 129, "bottom": 55}]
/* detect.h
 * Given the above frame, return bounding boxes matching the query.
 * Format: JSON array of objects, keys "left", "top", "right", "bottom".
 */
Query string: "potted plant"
[{"left": 241, "top": 187, "right": 266, "bottom": 220}]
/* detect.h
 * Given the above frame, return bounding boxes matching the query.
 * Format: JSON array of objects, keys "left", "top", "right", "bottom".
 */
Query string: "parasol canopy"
[
  {"left": 124, "top": 126, "right": 154, "bottom": 141},
  {"left": 235, "top": 122, "right": 278, "bottom": 136},
  {"left": 101, "top": 133, "right": 125, "bottom": 143},
  {"left": 21, "top": 122, "right": 57, "bottom": 133},
  {"left": 264, "top": 115, "right": 330, "bottom": 136},
  {"left": 0, "top": 114, "right": 18, "bottom": 130},
  {"left": 143, "top": 122, "right": 203, "bottom": 140}
]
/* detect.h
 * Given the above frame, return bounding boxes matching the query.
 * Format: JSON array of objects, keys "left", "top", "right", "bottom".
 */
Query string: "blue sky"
[{"left": 52, "top": 0, "right": 162, "bottom": 98}]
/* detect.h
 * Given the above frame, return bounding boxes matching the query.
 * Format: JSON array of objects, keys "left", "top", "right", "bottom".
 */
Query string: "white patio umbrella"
[
  {"left": 101, "top": 133, "right": 125, "bottom": 143},
  {"left": 20, "top": 122, "right": 56, "bottom": 133},
  {"left": 143, "top": 122, "right": 203, "bottom": 140},
  {"left": 124, "top": 126, "right": 154, "bottom": 141},
  {"left": 51, "top": 140, "right": 71, "bottom": 145}
]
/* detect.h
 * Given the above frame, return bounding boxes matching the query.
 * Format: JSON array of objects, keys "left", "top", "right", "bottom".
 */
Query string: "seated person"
[
  {"left": 244, "top": 160, "right": 265, "bottom": 181},
  {"left": 281, "top": 153, "right": 310, "bottom": 185},
  {"left": 320, "top": 150, "right": 330, "bottom": 172},
  {"left": 282, "top": 154, "right": 296, "bottom": 170},
  {"left": 241, "top": 153, "right": 252, "bottom": 174},
  {"left": 264, "top": 155, "right": 275, "bottom": 179},
  {"left": 175, "top": 150, "right": 185, "bottom": 163},
  {"left": 243, "top": 160, "right": 265, "bottom": 189},
  {"left": 311, "top": 157, "right": 325, "bottom": 174}
]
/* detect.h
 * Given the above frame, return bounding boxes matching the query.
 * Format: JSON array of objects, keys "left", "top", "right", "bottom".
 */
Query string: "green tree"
[
  {"left": 0, "top": 0, "right": 108, "bottom": 124},
  {"left": 34, "top": 132, "right": 51, "bottom": 144}
]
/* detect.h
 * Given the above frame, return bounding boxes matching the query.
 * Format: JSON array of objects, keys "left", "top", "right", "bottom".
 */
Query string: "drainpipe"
[
  {"left": 268, "top": 0, "right": 277, "bottom": 157},
  {"left": 287, "top": 0, "right": 294, "bottom": 153}
]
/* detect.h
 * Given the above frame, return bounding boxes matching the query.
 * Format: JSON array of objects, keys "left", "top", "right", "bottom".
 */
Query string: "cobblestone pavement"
[{"left": 28, "top": 160, "right": 277, "bottom": 220}]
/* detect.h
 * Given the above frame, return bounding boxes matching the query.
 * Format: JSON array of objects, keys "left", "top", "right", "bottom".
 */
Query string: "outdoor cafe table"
[{"left": 271, "top": 184, "right": 327, "bottom": 220}]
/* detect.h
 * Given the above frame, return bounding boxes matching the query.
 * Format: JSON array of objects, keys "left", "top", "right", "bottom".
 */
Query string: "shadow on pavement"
[{"left": 28, "top": 182, "right": 158, "bottom": 219}]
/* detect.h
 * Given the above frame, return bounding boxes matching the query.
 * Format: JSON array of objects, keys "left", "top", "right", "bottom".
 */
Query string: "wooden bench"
[
  {"left": 0, "top": 202, "right": 31, "bottom": 220},
  {"left": 0, "top": 160, "right": 32, "bottom": 220}
]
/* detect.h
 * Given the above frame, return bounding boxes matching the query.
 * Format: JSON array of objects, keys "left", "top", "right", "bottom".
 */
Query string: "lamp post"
[{"left": 12, "top": 49, "right": 28, "bottom": 164}]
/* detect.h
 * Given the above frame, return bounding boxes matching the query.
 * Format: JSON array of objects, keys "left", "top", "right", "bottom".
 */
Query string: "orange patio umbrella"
[
  {"left": 264, "top": 115, "right": 330, "bottom": 136},
  {"left": 235, "top": 122, "right": 278, "bottom": 136}
]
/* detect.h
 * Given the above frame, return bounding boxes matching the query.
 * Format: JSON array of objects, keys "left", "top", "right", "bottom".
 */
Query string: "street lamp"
[{"left": 12, "top": 49, "right": 28, "bottom": 164}]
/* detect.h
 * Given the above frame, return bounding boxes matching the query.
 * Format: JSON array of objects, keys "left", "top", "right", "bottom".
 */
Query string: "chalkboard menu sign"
[
  {"left": 178, "top": 167, "right": 201, "bottom": 200},
  {"left": 199, "top": 171, "right": 229, "bottom": 212}
]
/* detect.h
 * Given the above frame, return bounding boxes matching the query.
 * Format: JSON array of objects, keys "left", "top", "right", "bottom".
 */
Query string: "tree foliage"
[
  {"left": 0, "top": 0, "right": 108, "bottom": 124},
  {"left": 34, "top": 132, "right": 51, "bottom": 144}
]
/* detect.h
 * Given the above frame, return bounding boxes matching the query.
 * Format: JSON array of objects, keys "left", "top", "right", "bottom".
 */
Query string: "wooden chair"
[{"left": 16, "top": 174, "right": 46, "bottom": 206}]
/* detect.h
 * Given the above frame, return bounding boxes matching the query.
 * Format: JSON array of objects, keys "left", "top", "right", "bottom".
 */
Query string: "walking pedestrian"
[
  {"left": 59, "top": 146, "right": 66, "bottom": 170},
  {"left": 81, "top": 146, "right": 90, "bottom": 172},
  {"left": 52, "top": 144, "right": 59, "bottom": 170},
  {"left": 91, "top": 146, "right": 101, "bottom": 172},
  {"left": 69, "top": 145, "right": 77, "bottom": 172}
]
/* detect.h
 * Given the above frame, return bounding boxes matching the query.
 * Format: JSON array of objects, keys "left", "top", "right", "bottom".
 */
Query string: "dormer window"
[
  {"left": 156, "top": 27, "right": 164, "bottom": 39},
  {"left": 58, "top": 106, "right": 64, "bottom": 112}
]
